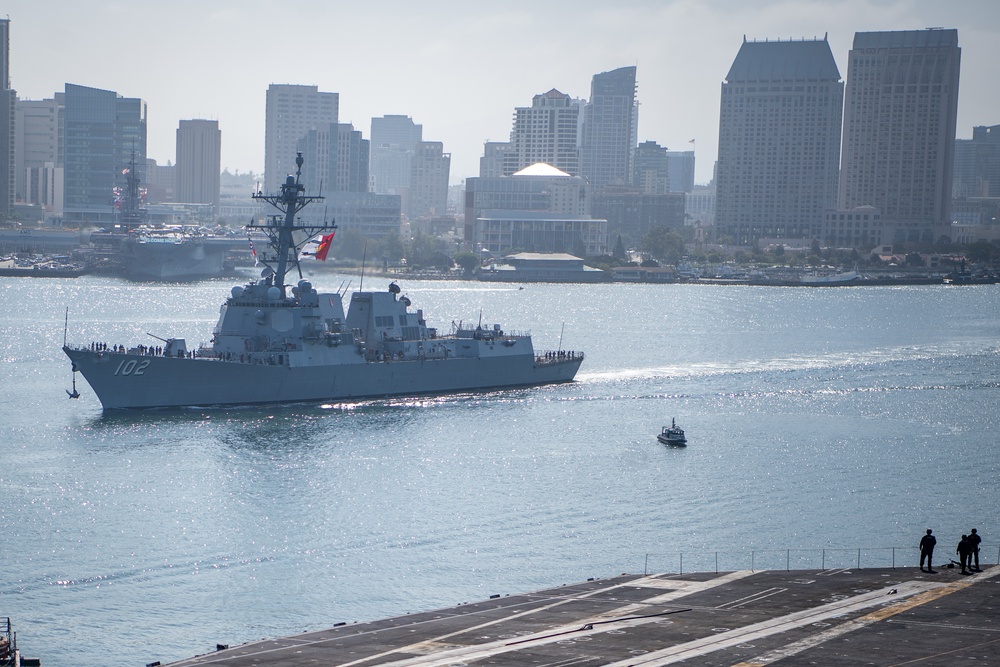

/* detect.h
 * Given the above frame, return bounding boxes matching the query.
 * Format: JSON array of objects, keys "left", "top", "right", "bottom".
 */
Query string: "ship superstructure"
[{"left": 64, "top": 154, "right": 583, "bottom": 409}]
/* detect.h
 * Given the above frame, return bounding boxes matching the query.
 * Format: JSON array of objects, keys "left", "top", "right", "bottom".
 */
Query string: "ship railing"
[
  {"left": 0, "top": 616, "right": 15, "bottom": 665},
  {"left": 535, "top": 350, "right": 583, "bottom": 365},
  {"left": 642, "top": 545, "right": 999, "bottom": 575}
]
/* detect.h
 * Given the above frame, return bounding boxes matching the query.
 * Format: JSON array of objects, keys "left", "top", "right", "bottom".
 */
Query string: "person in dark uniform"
[
  {"left": 957, "top": 535, "right": 973, "bottom": 574},
  {"left": 968, "top": 528, "right": 982, "bottom": 572},
  {"left": 919, "top": 529, "right": 937, "bottom": 573}
]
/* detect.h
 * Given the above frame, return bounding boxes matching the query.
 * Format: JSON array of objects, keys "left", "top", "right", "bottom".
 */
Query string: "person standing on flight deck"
[
  {"left": 968, "top": 528, "right": 982, "bottom": 572},
  {"left": 919, "top": 529, "right": 936, "bottom": 573},
  {"left": 957, "top": 535, "right": 973, "bottom": 575}
]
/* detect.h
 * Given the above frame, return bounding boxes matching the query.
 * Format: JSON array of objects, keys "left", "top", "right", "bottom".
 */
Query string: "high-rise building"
[
  {"left": 408, "top": 141, "right": 450, "bottom": 220},
  {"left": 581, "top": 66, "right": 637, "bottom": 192},
  {"left": 62, "top": 83, "right": 146, "bottom": 225},
  {"left": 15, "top": 95, "right": 63, "bottom": 210},
  {"left": 479, "top": 141, "right": 509, "bottom": 178},
  {"left": 664, "top": 151, "right": 696, "bottom": 193},
  {"left": 335, "top": 123, "right": 370, "bottom": 194},
  {"left": 953, "top": 125, "right": 1000, "bottom": 199},
  {"left": 839, "top": 29, "right": 961, "bottom": 244},
  {"left": 715, "top": 37, "right": 843, "bottom": 244},
  {"left": 264, "top": 84, "right": 338, "bottom": 192},
  {"left": 504, "top": 89, "right": 583, "bottom": 177},
  {"left": 298, "top": 122, "right": 369, "bottom": 196},
  {"left": 175, "top": 119, "right": 221, "bottom": 212},
  {"left": 369, "top": 115, "right": 422, "bottom": 196},
  {"left": 0, "top": 18, "right": 15, "bottom": 216}
]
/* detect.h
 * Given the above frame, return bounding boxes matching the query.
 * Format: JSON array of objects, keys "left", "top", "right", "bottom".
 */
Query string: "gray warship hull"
[
  {"left": 121, "top": 237, "right": 231, "bottom": 281},
  {"left": 63, "top": 153, "right": 584, "bottom": 411},
  {"left": 63, "top": 347, "right": 582, "bottom": 409}
]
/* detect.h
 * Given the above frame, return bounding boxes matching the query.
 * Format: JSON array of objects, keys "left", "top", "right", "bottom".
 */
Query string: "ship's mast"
[
  {"left": 118, "top": 152, "right": 145, "bottom": 232},
  {"left": 249, "top": 153, "right": 333, "bottom": 290}
]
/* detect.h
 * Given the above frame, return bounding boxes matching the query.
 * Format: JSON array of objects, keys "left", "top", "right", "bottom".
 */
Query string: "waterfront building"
[
  {"left": 479, "top": 252, "right": 607, "bottom": 283},
  {"left": 591, "top": 185, "right": 686, "bottom": 248},
  {"left": 15, "top": 95, "right": 63, "bottom": 214},
  {"left": 308, "top": 191, "right": 401, "bottom": 239},
  {"left": 175, "top": 119, "right": 221, "bottom": 213},
  {"left": 264, "top": 84, "right": 338, "bottom": 192},
  {"left": 839, "top": 29, "right": 961, "bottom": 245},
  {"left": 0, "top": 18, "right": 14, "bottom": 216},
  {"left": 686, "top": 183, "right": 716, "bottom": 226},
  {"left": 408, "top": 141, "right": 450, "bottom": 220},
  {"left": 953, "top": 125, "right": 1000, "bottom": 199},
  {"left": 475, "top": 212, "right": 609, "bottom": 257},
  {"left": 369, "top": 114, "right": 422, "bottom": 198},
  {"left": 950, "top": 213, "right": 1000, "bottom": 244},
  {"left": 504, "top": 89, "right": 583, "bottom": 177},
  {"left": 950, "top": 197, "right": 1000, "bottom": 228},
  {"left": 62, "top": 83, "right": 146, "bottom": 226},
  {"left": 581, "top": 66, "right": 638, "bottom": 192},
  {"left": 819, "top": 205, "right": 881, "bottom": 248},
  {"left": 463, "top": 163, "right": 588, "bottom": 241},
  {"left": 716, "top": 36, "right": 843, "bottom": 246}
]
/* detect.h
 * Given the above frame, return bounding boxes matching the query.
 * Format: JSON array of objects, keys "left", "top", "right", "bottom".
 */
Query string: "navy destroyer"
[{"left": 63, "top": 154, "right": 584, "bottom": 409}]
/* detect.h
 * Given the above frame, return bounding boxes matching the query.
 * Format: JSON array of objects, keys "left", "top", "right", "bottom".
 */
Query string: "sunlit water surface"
[{"left": 1, "top": 274, "right": 998, "bottom": 666}]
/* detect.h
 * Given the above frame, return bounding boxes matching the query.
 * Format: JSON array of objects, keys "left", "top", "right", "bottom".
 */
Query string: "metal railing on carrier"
[
  {"left": 0, "top": 617, "right": 15, "bottom": 666},
  {"left": 643, "top": 544, "right": 999, "bottom": 575}
]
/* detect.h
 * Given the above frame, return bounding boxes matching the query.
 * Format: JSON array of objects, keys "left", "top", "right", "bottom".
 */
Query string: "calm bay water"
[{"left": 1, "top": 274, "right": 999, "bottom": 666}]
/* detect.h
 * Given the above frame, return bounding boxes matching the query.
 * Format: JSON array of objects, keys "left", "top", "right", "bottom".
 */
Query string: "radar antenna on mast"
[{"left": 248, "top": 152, "right": 335, "bottom": 291}]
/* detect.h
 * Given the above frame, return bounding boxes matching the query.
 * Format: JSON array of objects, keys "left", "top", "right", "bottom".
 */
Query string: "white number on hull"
[{"left": 114, "top": 359, "right": 151, "bottom": 377}]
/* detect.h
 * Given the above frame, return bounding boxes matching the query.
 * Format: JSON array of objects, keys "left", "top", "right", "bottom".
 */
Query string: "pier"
[{"left": 166, "top": 565, "right": 999, "bottom": 666}]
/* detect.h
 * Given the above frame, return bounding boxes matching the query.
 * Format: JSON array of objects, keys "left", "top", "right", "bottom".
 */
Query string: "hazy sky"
[{"left": 9, "top": 0, "right": 1000, "bottom": 186}]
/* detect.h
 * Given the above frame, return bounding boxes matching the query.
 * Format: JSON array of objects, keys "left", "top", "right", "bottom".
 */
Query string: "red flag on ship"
[
  {"left": 247, "top": 232, "right": 257, "bottom": 265},
  {"left": 314, "top": 232, "right": 335, "bottom": 261}
]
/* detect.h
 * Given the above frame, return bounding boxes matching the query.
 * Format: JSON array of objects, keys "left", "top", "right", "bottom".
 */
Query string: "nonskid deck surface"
[{"left": 167, "top": 565, "right": 999, "bottom": 667}]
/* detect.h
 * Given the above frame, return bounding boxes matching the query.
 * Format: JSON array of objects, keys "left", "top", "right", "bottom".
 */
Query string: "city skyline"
[{"left": 7, "top": 0, "right": 1000, "bottom": 186}]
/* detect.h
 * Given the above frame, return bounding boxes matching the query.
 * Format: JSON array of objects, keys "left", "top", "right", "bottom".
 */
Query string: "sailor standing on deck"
[
  {"left": 919, "top": 529, "right": 937, "bottom": 573},
  {"left": 957, "top": 535, "right": 973, "bottom": 574},
  {"left": 968, "top": 529, "right": 982, "bottom": 572}
]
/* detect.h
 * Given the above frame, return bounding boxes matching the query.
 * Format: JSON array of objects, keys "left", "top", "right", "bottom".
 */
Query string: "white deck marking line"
[
  {"left": 592, "top": 570, "right": 759, "bottom": 619},
  {"left": 601, "top": 581, "right": 943, "bottom": 667},
  {"left": 716, "top": 588, "right": 787, "bottom": 610},
  {"left": 168, "top": 576, "right": 658, "bottom": 666},
  {"left": 334, "top": 571, "right": 757, "bottom": 667},
  {"left": 730, "top": 566, "right": 1000, "bottom": 667}
]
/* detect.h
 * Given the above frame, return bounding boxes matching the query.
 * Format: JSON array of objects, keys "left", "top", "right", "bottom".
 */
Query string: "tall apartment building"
[
  {"left": 581, "top": 66, "right": 638, "bottom": 192},
  {"left": 62, "top": 83, "right": 146, "bottom": 225},
  {"left": 839, "top": 29, "right": 961, "bottom": 244},
  {"left": 264, "top": 84, "right": 339, "bottom": 192},
  {"left": 715, "top": 37, "right": 843, "bottom": 244},
  {"left": 0, "top": 18, "right": 15, "bottom": 216},
  {"left": 408, "top": 141, "right": 450, "bottom": 220},
  {"left": 175, "top": 119, "right": 221, "bottom": 211},
  {"left": 504, "top": 89, "right": 583, "bottom": 176},
  {"left": 15, "top": 95, "right": 63, "bottom": 212},
  {"left": 370, "top": 114, "right": 422, "bottom": 195}
]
